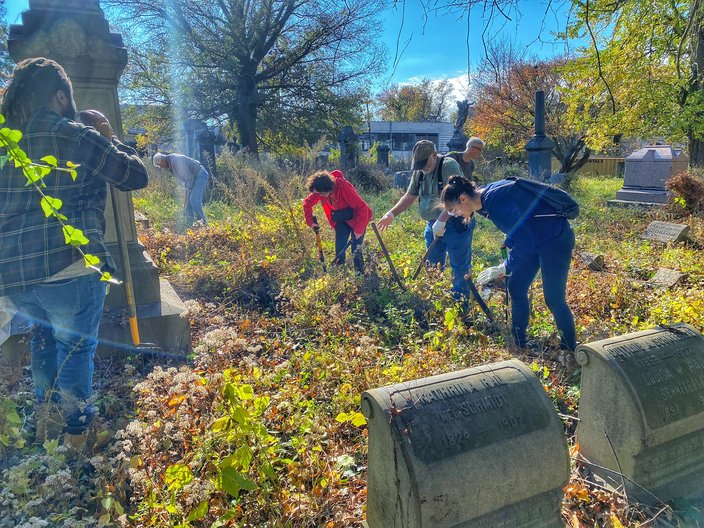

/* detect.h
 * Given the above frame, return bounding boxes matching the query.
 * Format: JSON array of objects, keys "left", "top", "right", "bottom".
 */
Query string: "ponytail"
[{"left": 441, "top": 175, "right": 477, "bottom": 205}]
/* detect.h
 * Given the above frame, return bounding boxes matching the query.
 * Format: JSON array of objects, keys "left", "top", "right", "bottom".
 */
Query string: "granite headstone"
[
  {"left": 362, "top": 360, "right": 570, "bottom": 528},
  {"left": 575, "top": 324, "right": 704, "bottom": 502}
]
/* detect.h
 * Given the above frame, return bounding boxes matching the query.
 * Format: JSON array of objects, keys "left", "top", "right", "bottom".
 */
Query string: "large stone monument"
[
  {"left": 525, "top": 91, "right": 555, "bottom": 183},
  {"left": 613, "top": 145, "right": 688, "bottom": 205},
  {"left": 446, "top": 99, "right": 470, "bottom": 152},
  {"left": 338, "top": 126, "right": 359, "bottom": 173},
  {"left": 362, "top": 360, "right": 570, "bottom": 528},
  {"left": 575, "top": 323, "right": 704, "bottom": 502},
  {"left": 7, "top": 0, "right": 190, "bottom": 354}
]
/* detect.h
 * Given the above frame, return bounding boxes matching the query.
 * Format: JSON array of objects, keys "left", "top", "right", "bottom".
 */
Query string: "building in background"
[{"left": 361, "top": 121, "right": 455, "bottom": 160}]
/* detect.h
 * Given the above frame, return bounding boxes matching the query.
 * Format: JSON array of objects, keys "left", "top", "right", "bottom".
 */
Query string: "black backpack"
[{"left": 505, "top": 176, "right": 580, "bottom": 219}]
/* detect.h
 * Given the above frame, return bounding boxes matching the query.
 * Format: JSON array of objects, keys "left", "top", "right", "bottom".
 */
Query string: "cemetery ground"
[{"left": 2, "top": 159, "right": 704, "bottom": 528}]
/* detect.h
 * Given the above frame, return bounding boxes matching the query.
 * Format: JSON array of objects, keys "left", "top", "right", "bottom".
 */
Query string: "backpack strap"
[{"left": 436, "top": 155, "right": 444, "bottom": 194}]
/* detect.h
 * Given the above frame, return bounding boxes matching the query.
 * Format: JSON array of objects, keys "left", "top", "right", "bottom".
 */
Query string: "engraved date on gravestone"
[
  {"left": 642, "top": 221, "right": 690, "bottom": 243},
  {"left": 604, "top": 327, "right": 704, "bottom": 428},
  {"left": 388, "top": 366, "right": 550, "bottom": 464}
]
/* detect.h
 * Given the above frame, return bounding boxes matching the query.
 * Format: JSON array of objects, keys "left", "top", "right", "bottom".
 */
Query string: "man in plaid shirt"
[{"left": 0, "top": 58, "right": 148, "bottom": 450}]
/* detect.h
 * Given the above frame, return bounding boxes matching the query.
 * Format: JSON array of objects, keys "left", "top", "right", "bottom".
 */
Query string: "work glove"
[
  {"left": 432, "top": 219, "right": 446, "bottom": 237},
  {"left": 476, "top": 262, "right": 507, "bottom": 286},
  {"left": 376, "top": 211, "right": 395, "bottom": 232}
]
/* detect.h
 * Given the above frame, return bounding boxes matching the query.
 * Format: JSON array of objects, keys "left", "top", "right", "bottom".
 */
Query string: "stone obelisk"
[{"left": 7, "top": 0, "right": 190, "bottom": 354}]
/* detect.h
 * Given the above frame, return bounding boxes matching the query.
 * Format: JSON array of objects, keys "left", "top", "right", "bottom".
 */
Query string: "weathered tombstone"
[
  {"left": 525, "top": 91, "right": 555, "bottom": 183},
  {"left": 376, "top": 143, "right": 390, "bottom": 167},
  {"left": 393, "top": 170, "right": 411, "bottom": 189},
  {"left": 361, "top": 360, "right": 570, "bottom": 528},
  {"left": 614, "top": 145, "right": 688, "bottom": 205},
  {"left": 575, "top": 323, "right": 704, "bottom": 502},
  {"left": 446, "top": 99, "right": 470, "bottom": 152},
  {"left": 579, "top": 252, "right": 605, "bottom": 272},
  {"left": 7, "top": 0, "right": 190, "bottom": 354},
  {"left": 338, "top": 126, "right": 359, "bottom": 173},
  {"left": 641, "top": 220, "right": 690, "bottom": 243},
  {"left": 648, "top": 268, "right": 686, "bottom": 288}
]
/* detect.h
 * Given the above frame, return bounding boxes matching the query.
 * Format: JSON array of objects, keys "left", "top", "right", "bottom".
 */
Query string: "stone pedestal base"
[
  {"left": 100, "top": 279, "right": 191, "bottom": 356},
  {"left": 104, "top": 241, "right": 161, "bottom": 307},
  {"left": 614, "top": 186, "right": 669, "bottom": 204},
  {"left": 0, "top": 279, "right": 191, "bottom": 375}
]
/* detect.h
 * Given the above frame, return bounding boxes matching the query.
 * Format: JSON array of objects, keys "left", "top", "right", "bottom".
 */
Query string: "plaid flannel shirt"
[{"left": 0, "top": 111, "right": 149, "bottom": 296}]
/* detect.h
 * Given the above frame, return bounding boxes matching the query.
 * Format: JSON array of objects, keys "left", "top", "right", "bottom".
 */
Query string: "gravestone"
[
  {"left": 7, "top": 0, "right": 190, "bottom": 354},
  {"left": 361, "top": 360, "right": 569, "bottom": 528},
  {"left": 446, "top": 99, "right": 470, "bottom": 152},
  {"left": 648, "top": 268, "right": 686, "bottom": 288},
  {"left": 338, "top": 126, "right": 359, "bottom": 173},
  {"left": 614, "top": 145, "right": 688, "bottom": 205},
  {"left": 376, "top": 143, "right": 390, "bottom": 167},
  {"left": 575, "top": 323, "right": 704, "bottom": 502},
  {"left": 579, "top": 252, "right": 605, "bottom": 272},
  {"left": 525, "top": 91, "right": 555, "bottom": 183},
  {"left": 393, "top": 170, "right": 411, "bottom": 190},
  {"left": 641, "top": 221, "right": 690, "bottom": 243}
]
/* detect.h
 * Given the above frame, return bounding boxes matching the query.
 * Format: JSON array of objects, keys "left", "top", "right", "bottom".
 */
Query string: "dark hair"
[
  {"left": 0, "top": 57, "right": 74, "bottom": 130},
  {"left": 440, "top": 175, "right": 478, "bottom": 205},
  {"left": 306, "top": 171, "right": 335, "bottom": 193}
]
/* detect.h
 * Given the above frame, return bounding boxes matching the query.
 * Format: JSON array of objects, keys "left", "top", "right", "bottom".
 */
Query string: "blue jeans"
[
  {"left": 507, "top": 223, "right": 576, "bottom": 350},
  {"left": 186, "top": 168, "right": 209, "bottom": 224},
  {"left": 9, "top": 273, "right": 107, "bottom": 434},
  {"left": 334, "top": 221, "right": 365, "bottom": 272},
  {"left": 424, "top": 216, "right": 475, "bottom": 306}
]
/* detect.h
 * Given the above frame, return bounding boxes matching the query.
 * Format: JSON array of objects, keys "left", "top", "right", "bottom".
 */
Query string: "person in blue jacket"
[{"left": 440, "top": 175, "right": 577, "bottom": 351}]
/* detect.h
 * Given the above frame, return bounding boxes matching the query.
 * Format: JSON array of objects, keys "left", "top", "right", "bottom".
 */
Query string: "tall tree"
[
  {"left": 105, "top": 0, "right": 385, "bottom": 156},
  {"left": 0, "top": 0, "right": 12, "bottom": 85},
  {"left": 559, "top": 1, "right": 704, "bottom": 164},
  {"left": 469, "top": 42, "right": 590, "bottom": 172},
  {"left": 376, "top": 77, "right": 455, "bottom": 121}
]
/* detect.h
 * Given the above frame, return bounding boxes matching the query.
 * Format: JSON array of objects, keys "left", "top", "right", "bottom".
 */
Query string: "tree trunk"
[
  {"left": 689, "top": 14, "right": 704, "bottom": 166},
  {"left": 235, "top": 71, "right": 259, "bottom": 157}
]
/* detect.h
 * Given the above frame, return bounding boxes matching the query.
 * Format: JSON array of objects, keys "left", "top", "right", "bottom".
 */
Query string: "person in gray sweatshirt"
[{"left": 153, "top": 152, "right": 209, "bottom": 225}]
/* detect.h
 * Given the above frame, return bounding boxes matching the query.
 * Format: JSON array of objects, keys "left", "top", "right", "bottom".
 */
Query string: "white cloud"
[{"left": 403, "top": 71, "right": 472, "bottom": 102}]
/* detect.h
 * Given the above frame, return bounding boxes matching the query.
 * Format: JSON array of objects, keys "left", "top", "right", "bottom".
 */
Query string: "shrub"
[
  {"left": 346, "top": 163, "right": 391, "bottom": 193},
  {"left": 666, "top": 169, "right": 704, "bottom": 216}
]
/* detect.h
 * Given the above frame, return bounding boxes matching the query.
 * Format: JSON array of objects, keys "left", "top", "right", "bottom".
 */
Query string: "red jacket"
[{"left": 303, "top": 170, "right": 372, "bottom": 235}]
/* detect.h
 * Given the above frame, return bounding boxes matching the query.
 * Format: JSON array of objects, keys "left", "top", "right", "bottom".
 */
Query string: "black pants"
[{"left": 335, "top": 221, "right": 364, "bottom": 272}]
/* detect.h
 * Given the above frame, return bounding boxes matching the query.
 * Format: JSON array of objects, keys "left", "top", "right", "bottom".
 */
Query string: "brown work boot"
[{"left": 34, "top": 403, "right": 64, "bottom": 443}]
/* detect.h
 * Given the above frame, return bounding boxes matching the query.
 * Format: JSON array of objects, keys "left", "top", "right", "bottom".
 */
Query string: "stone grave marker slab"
[
  {"left": 641, "top": 221, "right": 690, "bottom": 243},
  {"left": 648, "top": 268, "right": 686, "bottom": 288},
  {"left": 361, "top": 359, "right": 569, "bottom": 528},
  {"left": 575, "top": 323, "right": 704, "bottom": 502},
  {"left": 580, "top": 252, "right": 605, "bottom": 271}
]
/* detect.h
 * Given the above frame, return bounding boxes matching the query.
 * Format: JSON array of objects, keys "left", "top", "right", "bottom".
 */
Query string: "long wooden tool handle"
[
  {"left": 110, "top": 186, "right": 141, "bottom": 346},
  {"left": 412, "top": 236, "right": 439, "bottom": 280},
  {"left": 464, "top": 273, "right": 496, "bottom": 322},
  {"left": 370, "top": 222, "right": 405, "bottom": 290},
  {"left": 312, "top": 215, "right": 327, "bottom": 272}
]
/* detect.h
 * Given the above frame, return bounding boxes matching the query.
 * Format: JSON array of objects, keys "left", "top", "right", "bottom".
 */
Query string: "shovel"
[{"left": 312, "top": 215, "right": 327, "bottom": 272}]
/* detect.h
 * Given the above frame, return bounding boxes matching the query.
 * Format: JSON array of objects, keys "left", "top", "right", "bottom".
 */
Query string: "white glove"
[
  {"left": 432, "top": 219, "right": 446, "bottom": 237},
  {"left": 476, "top": 262, "right": 506, "bottom": 286}
]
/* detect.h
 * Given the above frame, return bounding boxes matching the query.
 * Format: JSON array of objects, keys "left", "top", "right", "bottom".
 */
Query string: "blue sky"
[{"left": 6, "top": 0, "right": 578, "bottom": 96}]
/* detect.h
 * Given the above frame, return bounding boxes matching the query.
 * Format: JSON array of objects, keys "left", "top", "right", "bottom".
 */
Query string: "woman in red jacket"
[{"left": 303, "top": 170, "right": 372, "bottom": 272}]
